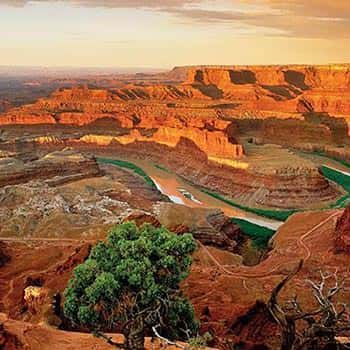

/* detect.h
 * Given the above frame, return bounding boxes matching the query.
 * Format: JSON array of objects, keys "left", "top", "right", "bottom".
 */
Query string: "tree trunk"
[
  {"left": 281, "top": 320, "right": 296, "bottom": 350},
  {"left": 124, "top": 322, "right": 145, "bottom": 350}
]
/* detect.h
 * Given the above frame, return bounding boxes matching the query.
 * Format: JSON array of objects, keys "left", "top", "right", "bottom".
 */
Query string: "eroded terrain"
[{"left": 1, "top": 65, "right": 350, "bottom": 349}]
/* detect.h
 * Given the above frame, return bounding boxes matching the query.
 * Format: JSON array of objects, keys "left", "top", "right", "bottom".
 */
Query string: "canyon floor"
[{"left": 1, "top": 65, "right": 350, "bottom": 349}]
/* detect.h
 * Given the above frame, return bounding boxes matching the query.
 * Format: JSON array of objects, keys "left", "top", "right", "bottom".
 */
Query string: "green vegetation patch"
[
  {"left": 321, "top": 165, "right": 350, "bottom": 208},
  {"left": 97, "top": 157, "right": 157, "bottom": 189},
  {"left": 311, "top": 151, "right": 350, "bottom": 170},
  {"left": 232, "top": 218, "right": 276, "bottom": 249},
  {"left": 201, "top": 188, "right": 297, "bottom": 221},
  {"left": 321, "top": 166, "right": 350, "bottom": 192}
]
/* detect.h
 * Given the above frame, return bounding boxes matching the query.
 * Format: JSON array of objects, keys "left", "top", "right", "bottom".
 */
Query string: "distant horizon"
[{"left": 1, "top": 62, "right": 350, "bottom": 70}]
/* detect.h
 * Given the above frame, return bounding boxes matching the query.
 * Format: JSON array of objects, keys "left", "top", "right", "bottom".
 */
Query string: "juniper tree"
[{"left": 63, "top": 222, "right": 198, "bottom": 350}]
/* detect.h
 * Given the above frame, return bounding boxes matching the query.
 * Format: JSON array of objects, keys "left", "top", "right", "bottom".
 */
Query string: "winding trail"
[
  {"left": 198, "top": 211, "right": 342, "bottom": 280},
  {"left": 296, "top": 211, "right": 341, "bottom": 262}
]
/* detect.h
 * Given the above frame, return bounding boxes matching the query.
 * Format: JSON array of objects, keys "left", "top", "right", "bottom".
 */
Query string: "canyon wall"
[
  {"left": 183, "top": 65, "right": 350, "bottom": 115},
  {"left": 66, "top": 138, "right": 339, "bottom": 209},
  {"left": 185, "top": 65, "right": 350, "bottom": 89}
]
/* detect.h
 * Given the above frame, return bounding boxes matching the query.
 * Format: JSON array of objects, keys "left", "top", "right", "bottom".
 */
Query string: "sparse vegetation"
[
  {"left": 188, "top": 332, "right": 213, "bottom": 348},
  {"left": 201, "top": 188, "right": 297, "bottom": 221},
  {"left": 64, "top": 222, "right": 198, "bottom": 350},
  {"left": 308, "top": 150, "right": 350, "bottom": 170},
  {"left": 97, "top": 157, "right": 157, "bottom": 189},
  {"left": 321, "top": 166, "right": 350, "bottom": 192},
  {"left": 154, "top": 164, "right": 171, "bottom": 173},
  {"left": 268, "top": 261, "right": 350, "bottom": 350}
]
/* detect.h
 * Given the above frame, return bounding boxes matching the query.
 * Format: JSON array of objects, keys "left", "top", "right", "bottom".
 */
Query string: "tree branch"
[{"left": 152, "top": 325, "right": 186, "bottom": 349}]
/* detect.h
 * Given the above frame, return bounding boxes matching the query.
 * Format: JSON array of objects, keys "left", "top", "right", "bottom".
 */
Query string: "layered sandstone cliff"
[
  {"left": 183, "top": 65, "right": 350, "bottom": 115},
  {"left": 2, "top": 64, "right": 350, "bottom": 128},
  {"left": 184, "top": 65, "right": 350, "bottom": 89},
  {"left": 79, "top": 127, "right": 243, "bottom": 159}
]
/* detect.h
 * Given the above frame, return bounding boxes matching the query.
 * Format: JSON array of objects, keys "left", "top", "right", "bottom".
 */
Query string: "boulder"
[
  {"left": 153, "top": 203, "right": 243, "bottom": 251},
  {"left": 23, "top": 287, "right": 61, "bottom": 327}
]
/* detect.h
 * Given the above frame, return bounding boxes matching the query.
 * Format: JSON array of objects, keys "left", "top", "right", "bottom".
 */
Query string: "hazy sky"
[{"left": 1, "top": 0, "right": 350, "bottom": 68}]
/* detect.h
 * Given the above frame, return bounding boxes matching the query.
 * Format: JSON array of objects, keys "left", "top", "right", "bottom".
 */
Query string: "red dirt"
[
  {"left": 335, "top": 204, "right": 350, "bottom": 253},
  {"left": 1, "top": 209, "right": 350, "bottom": 348}
]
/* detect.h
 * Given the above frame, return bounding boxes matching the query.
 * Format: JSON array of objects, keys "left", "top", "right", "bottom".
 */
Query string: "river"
[{"left": 127, "top": 159, "right": 283, "bottom": 231}]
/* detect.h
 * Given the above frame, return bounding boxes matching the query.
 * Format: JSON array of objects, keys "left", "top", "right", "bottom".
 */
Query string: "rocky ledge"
[{"left": 0, "top": 148, "right": 101, "bottom": 188}]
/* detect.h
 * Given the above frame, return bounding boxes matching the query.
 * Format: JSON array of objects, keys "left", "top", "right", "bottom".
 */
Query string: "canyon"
[
  {"left": 1, "top": 64, "right": 350, "bottom": 349},
  {"left": 3, "top": 65, "right": 350, "bottom": 209}
]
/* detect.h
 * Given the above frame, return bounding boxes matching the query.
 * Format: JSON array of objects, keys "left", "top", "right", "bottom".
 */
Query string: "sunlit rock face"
[
  {"left": 79, "top": 127, "right": 243, "bottom": 159},
  {"left": 185, "top": 65, "right": 350, "bottom": 89},
  {"left": 185, "top": 65, "right": 350, "bottom": 114}
]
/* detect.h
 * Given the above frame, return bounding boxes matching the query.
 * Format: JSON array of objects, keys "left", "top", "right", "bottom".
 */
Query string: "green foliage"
[
  {"left": 97, "top": 158, "right": 157, "bottom": 189},
  {"left": 64, "top": 222, "right": 198, "bottom": 341},
  {"left": 232, "top": 218, "right": 276, "bottom": 249},
  {"left": 307, "top": 150, "right": 350, "bottom": 170},
  {"left": 321, "top": 166, "right": 350, "bottom": 192},
  {"left": 201, "top": 188, "right": 297, "bottom": 221}
]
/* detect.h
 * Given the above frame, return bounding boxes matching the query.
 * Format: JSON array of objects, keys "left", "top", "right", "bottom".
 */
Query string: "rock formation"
[
  {"left": 2, "top": 65, "right": 350, "bottom": 349},
  {"left": 17, "top": 72, "right": 340, "bottom": 210},
  {"left": 23, "top": 286, "right": 61, "bottom": 327},
  {"left": 0, "top": 242, "right": 10, "bottom": 267},
  {"left": 0, "top": 148, "right": 101, "bottom": 187},
  {"left": 0, "top": 162, "right": 167, "bottom": 238},
  {"left": 184, "top": 65, "right": 350, "bottom": 114},
  {"left": 0, "top": 322, "right": 26, "bottom": 350},
  {"left": 123, "top": 205, "right": 244, "bottom": 251}
]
